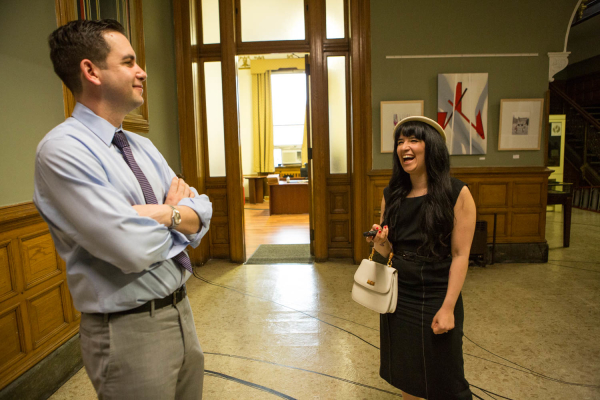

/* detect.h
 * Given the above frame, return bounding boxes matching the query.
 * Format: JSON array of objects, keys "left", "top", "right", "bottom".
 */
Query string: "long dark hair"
[{"left": 383, "top": 121, "right": 454, "bottom": 256}]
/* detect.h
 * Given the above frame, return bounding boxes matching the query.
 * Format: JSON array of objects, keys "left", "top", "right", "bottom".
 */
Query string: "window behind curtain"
[{"left": 271, "top": 72, "right": 306, "bottom": 167}]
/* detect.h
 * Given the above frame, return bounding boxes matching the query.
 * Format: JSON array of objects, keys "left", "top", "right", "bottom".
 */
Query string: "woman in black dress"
[{"left": 366, "top": 116, "right": 476, "bottom": 400}]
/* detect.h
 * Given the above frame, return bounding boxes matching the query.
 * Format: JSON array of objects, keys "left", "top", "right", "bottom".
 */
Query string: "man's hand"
[
  {"left": 133, "top": 205, "right": 171, "bottom": 226},
  {"left": 165, "top": 177, "right": 195, "bottom": 206},
  {"left": 133, "top": 178, "right": 201, "bottom": 234}
]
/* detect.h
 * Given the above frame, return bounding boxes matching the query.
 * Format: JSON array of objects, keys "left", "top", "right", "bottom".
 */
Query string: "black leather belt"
[
  {"left": 397, "top": 250, "right": 450, "bottom": 263},
  {"left": 90, "top": 284, "right": 187, "bottom": 318}
]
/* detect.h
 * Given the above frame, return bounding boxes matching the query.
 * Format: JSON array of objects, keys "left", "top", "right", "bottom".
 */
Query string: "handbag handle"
[{"left": 368, "top": 247, "right": 394, "bottom": 267}]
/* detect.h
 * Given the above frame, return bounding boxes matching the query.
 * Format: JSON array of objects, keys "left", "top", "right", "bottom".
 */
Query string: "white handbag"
[{"left": 351, "top": 248, "right": 397, "bottom": 314}]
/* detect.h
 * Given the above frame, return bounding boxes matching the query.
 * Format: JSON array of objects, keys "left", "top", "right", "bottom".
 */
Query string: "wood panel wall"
[
  {"left": 327, "top": 178, "right": 353, "bottom": 258},
  {"left": 0, "top": 203, "right": 79, "bottom": 390},
  {"left": 367, "top": 167, "right": 552, "bottom": 244},
  {"left": 206, "top": 184, "right": 230, "bottom": 259}
]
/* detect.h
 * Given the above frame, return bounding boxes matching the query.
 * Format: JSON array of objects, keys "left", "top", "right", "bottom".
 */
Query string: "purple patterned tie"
[{"left": 112, "top": 131, "right": 193, "bottom": 273}]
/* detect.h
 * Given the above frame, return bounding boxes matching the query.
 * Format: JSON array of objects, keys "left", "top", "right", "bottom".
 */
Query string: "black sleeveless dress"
[{"left": 380, "top": 178, "right": 472, "bottom": 400}]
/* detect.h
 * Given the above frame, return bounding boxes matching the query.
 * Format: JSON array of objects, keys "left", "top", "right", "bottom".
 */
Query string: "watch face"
[{"left": 174, "top": 210, "right": 182, "bottom": 225}]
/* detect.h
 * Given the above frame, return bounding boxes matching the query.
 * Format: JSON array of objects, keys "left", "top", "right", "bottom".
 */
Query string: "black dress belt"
[
  {"left": 397, "top": 250, "right": 450, "bottom": 263},
  {"left": 89, "top": 284, "right": 187, "bottom": 318}
]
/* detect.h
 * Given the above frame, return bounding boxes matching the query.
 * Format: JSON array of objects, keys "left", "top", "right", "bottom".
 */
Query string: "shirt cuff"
[{"left": 167, "top": 230, "right": 192, "bottom": 259}]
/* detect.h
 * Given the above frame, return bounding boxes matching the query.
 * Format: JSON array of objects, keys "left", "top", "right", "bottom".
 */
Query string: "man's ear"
[{"left": 80, "top": 59, "right": 101, "bottom": 87}]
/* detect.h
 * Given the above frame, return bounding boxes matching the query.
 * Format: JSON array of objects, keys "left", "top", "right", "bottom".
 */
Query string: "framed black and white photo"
[{"left": 498, "top": 99, "right": 544, "bottom": 151}]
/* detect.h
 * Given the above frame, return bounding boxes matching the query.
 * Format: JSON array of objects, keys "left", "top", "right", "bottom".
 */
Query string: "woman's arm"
[
  {"left": 431, "top": 186, "right": 476, "bottom": 334},
  {"left": 366, "top": 196, "right": 392, "bottom": 257}
]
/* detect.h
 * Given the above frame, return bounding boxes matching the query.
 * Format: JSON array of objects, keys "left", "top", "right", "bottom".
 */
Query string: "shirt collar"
[{"left": 71, "top": 102, "right": 124, "bottom": 147}]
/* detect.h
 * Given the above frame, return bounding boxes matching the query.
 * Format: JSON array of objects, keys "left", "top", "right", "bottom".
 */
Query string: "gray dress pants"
[{"left": 79, "top": 297, "right": 204, "bottom": 400}]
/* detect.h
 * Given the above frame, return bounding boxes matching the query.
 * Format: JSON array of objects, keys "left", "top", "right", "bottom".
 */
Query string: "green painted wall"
[
  {"left": 0, "top": 0, "right": 181, "bottom": 207},
  {"left": 371, "top": 0, "right": 579, "bottom": 170},
  {"left": 0, "top": 1, "right": 65, "bottom": 207},
  {"left": 142, "top": 0, "right": 181, "bottom": 172}
]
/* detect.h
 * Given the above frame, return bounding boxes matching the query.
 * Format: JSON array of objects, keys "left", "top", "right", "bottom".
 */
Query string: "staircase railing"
[{"left": 549, "top": 82, "right": 600, "bottom": 186}]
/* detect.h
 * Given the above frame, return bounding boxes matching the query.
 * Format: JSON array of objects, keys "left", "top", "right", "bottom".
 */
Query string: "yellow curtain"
[
  {"left": 301, "top": 113, "right": 308, "bottom": 165},
  {"left": 252, "top": 71, "right": 274, "bottom": 173}
]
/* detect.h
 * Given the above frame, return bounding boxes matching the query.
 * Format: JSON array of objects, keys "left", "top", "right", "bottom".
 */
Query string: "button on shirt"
[{"left": 33, "top": 103, "right": 212, "bottom": 313}]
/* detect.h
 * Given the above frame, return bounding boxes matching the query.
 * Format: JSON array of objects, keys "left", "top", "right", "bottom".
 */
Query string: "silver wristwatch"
[{"left": 167, "top": 205, "right": 181, "bottom": 228}]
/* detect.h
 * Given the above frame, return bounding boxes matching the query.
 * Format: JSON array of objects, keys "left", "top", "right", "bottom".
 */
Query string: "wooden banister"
[{"left": 549, "top": 82, "right": 600, "bottom": 131}]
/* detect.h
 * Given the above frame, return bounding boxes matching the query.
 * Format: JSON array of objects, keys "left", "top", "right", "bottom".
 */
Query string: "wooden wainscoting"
[
  {"left": 0, "top": 203, "right": 79, "bottom": 390},
  {"left": 367, "top": 167, "right": 552, "bottom": 244},
  {"left": 206, "top": 183, "right": 230, "bottom": 259},
  {"left": 327, "top": 178, "right": 353, "bottom": 258}
]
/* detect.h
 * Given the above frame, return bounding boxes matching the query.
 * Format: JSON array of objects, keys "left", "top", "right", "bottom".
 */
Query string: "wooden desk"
[
  {"left": 547, "top": 183, "right": 573, "bottom": 248},
  {"left": 269, "top": 181, "right": 309, "bottom": 214},
  {"left": 244, "top": 176, "right": 266, "bottom": 204}
]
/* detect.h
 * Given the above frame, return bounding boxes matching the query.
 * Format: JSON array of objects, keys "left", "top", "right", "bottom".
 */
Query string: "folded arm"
[
  {"left": 133, "top": 177, "right": 200, "bottom": 234},
  {"left": 36, "top": 139, "right": 182, "bottom": 274}
]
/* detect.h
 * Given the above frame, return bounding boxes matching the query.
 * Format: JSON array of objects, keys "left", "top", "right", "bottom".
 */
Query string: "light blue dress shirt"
[{"left": 33, "top": 103, "right": 212, "bottom": 313}]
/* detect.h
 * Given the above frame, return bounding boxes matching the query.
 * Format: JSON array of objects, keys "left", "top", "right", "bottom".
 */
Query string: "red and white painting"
[{"left": 437, "top": 73, "right": 488, "bottom": 155}]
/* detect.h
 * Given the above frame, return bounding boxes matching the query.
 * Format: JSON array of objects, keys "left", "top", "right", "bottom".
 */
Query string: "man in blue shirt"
[{"left": 34, "top": 19, "right": 211, "bottom": 399}]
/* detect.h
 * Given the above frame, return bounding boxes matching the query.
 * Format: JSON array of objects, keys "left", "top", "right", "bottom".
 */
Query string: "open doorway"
[{"left": 237, "top": 53, "right": 312, "bottom": 259}]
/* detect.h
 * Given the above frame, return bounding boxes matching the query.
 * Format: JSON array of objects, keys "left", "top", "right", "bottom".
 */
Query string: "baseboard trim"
[{"left": 0, "top": 335, "right": 83, "bottom": 400}]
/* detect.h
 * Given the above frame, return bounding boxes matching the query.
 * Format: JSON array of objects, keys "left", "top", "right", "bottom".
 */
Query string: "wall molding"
[{"left": 386, "top": 53, "right": 538, "bottom": 60}]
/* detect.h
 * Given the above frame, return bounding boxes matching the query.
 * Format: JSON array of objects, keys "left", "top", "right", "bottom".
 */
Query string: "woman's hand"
[
  {"left": 365, "top": 224, "right": 388, "bottom": 245},
  {"left": 431, "top": 307, "right": 455, "bottom": 334}
]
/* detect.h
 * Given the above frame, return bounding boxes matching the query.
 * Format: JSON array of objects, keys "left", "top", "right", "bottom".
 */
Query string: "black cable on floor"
[
  {"left": 204, "top": 352, "right": 402, "bottom": 397},
  {"left": 193, "top": 272, "right": 379, "bottom": 349},
  {"left": 470, "top": 384, "right": 509, "bottom": 399},
  {"left": 547, "top": 259, "right": 600, "bottom": 264},
  {"left": 194, "top": 269, "right": 524, "bottom": 400},
  {"left": 205, "top": 370, "right": 297, "bottom": 399},
  {"left": 464, "top": 335, "right": 600, "bottom": 388},
  {"left": 545, "top": 262, "right": 600, "bottom": 273},
  {"left": 193, "top": 269, "right": 593, "bottom": 398}
]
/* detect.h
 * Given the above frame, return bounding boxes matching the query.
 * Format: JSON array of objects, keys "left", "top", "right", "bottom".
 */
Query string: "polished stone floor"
[{"left": 50, "top": 208, "right": 600, "bottom": 399}]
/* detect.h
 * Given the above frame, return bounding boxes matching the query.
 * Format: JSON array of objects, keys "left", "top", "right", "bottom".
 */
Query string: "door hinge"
[
  {"left": 307, "top": 148, "right": 312, "bottom": 160},
  {"left": 310, "top": 229, "right": 315, "bottom": 241}
]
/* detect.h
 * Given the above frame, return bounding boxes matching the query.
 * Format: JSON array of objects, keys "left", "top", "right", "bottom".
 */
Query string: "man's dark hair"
[{"left": 48, "top": 19, "right": 126, "bottom": 94}]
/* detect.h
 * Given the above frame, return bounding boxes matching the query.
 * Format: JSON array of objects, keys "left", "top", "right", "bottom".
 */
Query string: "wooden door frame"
[
  {"left": 349, "top": 0, "right": 372, "bottom": 263},
  {"left": 173, "top": 0, "right": 372, "bottom": 263}
]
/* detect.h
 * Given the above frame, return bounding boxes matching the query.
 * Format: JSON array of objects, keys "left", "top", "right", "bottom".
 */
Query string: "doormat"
[{"left": 245, "top": 244, "right": 313, "bottom": 264}]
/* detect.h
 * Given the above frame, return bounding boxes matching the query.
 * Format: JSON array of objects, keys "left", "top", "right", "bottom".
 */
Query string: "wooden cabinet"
[
  {"left": 269, "top": 182, "right": 309, "bottom": 214},
  {"left": 0, "top": 203, "right": 79, "bottom": 390}
]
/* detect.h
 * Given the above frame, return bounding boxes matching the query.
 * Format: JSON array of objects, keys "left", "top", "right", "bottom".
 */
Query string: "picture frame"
[
  {"left": 380, "top": 100, "right": 424, "bottom": 153},
  {"left": 438, "top": 73, "right": 488, "bottom": 155},
  {"left": 498, "top": 99, "right": 544, "bottom": 151}
]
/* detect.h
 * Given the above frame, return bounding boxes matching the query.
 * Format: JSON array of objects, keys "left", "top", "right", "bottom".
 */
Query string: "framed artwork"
[
  {"left": 380, "top": 100, "right": 424, "bottom": 153},
  {"left": 498, "top": 99, "right": 544, "bottom": 151},
  {"left": 437, "top": 73, "right": 488, "bottom": 155}
]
